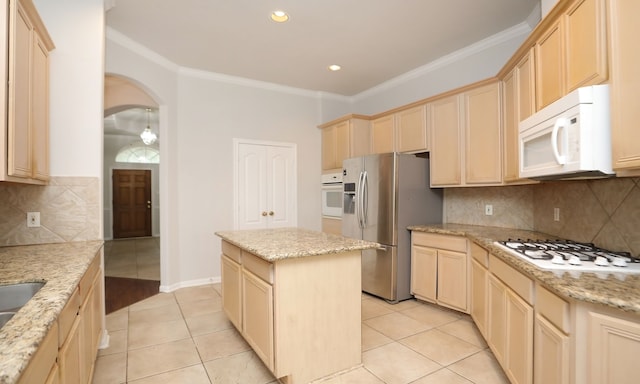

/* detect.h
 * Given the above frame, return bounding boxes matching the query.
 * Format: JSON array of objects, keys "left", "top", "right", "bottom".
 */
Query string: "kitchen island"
[{"left": 215, "top": 228, "right": 378, "bottom": 384}]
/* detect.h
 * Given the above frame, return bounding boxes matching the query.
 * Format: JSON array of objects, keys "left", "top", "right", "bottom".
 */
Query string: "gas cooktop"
[{"left": 494, "top": 239, "right": 640, "bottom": 277}]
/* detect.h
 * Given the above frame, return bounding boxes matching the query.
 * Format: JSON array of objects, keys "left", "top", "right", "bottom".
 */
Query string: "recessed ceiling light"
[
  {"left": 271, "top": 10, "right": 289, "bottom": 23},
  {"left": 328, "top": 64, "right": 341, "bottom": 71}
]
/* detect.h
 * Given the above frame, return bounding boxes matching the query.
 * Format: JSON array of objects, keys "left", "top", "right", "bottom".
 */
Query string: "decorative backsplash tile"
[
  {"left": 444, "top": 177, "right": 640, "bottom": 256},
  {"left": 0, "top": 177, "right": 101, "bottom": 246}
]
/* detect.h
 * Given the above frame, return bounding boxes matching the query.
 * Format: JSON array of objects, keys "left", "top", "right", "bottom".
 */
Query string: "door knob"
[
  {"left": 269, "top": 211, "right": 274, "bottom": 216},
  {"left": 262, "top": 211, "right": 268, "bottom": 216}
]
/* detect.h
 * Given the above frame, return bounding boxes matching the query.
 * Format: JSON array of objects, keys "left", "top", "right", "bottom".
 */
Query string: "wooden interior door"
[{"left": 112, "top": 169, "right": 152, "bottom": 238}]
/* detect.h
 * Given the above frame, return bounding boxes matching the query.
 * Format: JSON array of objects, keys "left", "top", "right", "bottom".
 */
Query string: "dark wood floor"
[{"left": 104, "top": 276, "right": 160, "bottom": 314}]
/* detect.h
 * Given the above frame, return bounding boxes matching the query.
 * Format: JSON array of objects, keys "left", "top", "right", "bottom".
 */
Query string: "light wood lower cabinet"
[
  {"left": 535, "top": 314, "right": 569, "bottom": 384},
  {"left": 470, "top": 243, "right": 489, "bottom": 338},
  {"left": 220, "top": 240, "right": 361, "bottom": 384},
  {"left": 17, "top": 322, "right": 58, "bottom": 384},
  {"left": 585, "top": 306, "right": 640, "bottom": 384},
  {"left": 57, "top": 252, "right": 103, "bottom": 384},
  {"left": 410, "top": 232, "right": 469, "bottom": 313}
]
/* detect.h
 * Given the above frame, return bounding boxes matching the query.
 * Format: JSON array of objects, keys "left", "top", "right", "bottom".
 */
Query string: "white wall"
[{"left": 33, "top": 0, "right": 105, "bottom": 178}]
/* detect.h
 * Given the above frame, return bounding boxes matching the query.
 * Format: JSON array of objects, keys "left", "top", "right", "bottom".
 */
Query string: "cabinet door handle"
[
  {"left": 269, "top": 211, "right": 274, "bottom": 216},
  {"left": 262, "top": 211, "right": 268, "bottom": 216}
]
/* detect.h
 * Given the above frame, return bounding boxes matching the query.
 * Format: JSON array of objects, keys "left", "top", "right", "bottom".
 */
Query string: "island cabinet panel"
[
  {"left": 219, "top": 239, "right": 362, "bottom": 384},
  {"left": 17, "top": 322, "right": 58, "bottom": 384}
]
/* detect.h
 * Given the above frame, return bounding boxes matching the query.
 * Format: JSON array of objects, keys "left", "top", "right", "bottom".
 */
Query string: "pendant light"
[{"left": 140, "top": 108, "right": 157, "bottom": 145}]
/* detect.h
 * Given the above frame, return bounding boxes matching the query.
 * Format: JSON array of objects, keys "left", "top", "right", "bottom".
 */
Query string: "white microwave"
[
  {"left": 321, "top": 172, "right": 342, "bottom": 218},
  {"left": 519, "top": 85, "right": 614, "bottom": 180}
]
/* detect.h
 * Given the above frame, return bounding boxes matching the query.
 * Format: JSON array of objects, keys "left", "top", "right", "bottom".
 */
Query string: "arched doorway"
[{"left": 103, "top": 74, "right": 162, "bottom": 312}]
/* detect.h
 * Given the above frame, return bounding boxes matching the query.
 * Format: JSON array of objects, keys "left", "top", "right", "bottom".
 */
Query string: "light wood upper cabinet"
[
  {"left": 430, "top": 81, "right": 502, "bottom": 187},
  {"left": 535, "top": 19, "right": 564, "bottom": 109},
  {"left": 429, "top": 94, "right": 462, "bottom": 186},
  {"left": 535, "top": 0, "right": 607, "bottom": 110},
  {"left": 396, "top": 105, "right": 428, "bottom": 153},
  {"left": 370, "top": 105, "right": 428, "bottom": 155},
  {"left": 609, "top": 0, "right": 640, "bottom": 174},
  {"left": 1, "top": 0, "right": 54, "bottom": 184},
  {"left": 370, "top": 115, "right": 395, "bottom": 154},
  {"left": 464, "top": 82, "right": 502, "bottom": 184},
  {"left": 320, "top": 117, "right": 370, "bottom": 171},
  {"left": 503, "top": 49, "right": 536, "bottom": 183},
  {"left": 565, "top": 0, "right": 607, "bottom": 91}
]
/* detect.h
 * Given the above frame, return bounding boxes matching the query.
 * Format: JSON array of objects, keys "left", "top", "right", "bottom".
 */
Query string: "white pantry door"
[{"left": 235, "top": 139, "right": 297, "bottom": 230}]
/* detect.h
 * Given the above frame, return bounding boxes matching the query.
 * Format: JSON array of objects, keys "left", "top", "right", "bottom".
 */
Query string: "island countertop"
[
  {"left": 215, "top": 227, "right": 379, "bottom": 261},
  {"left": 0, "top": 241, "right": 104, "bottom": 384},
  {"left": 409, "top": 223, "right": 640, "bottom": 314}
]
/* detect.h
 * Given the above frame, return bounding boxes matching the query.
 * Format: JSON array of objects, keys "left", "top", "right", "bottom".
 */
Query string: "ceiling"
[{"left": 105, "top": 0, "right": 540, "bottom": 97}]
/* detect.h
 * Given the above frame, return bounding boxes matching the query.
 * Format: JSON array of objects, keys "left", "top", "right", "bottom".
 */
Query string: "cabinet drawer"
[
  {"left": 222, "top": 240, "right": 242, "bottom": 263},
  {"left": 58, "top": 287, "right": 80, "bottom": 346},
  {"left": 412, "top": 232, "right": 467, "bottom": 252},
  {"left": 490, "top": 254, "right": 534, "bottom": 305},
  {"left": 242, "top": 251, "right": 274, "bottom": 285},
  {"left": 470, "top": 242, "right": 489, "bottom": 267},
  {"left": 536, "top": 284, "right": 570, "bottom": 333}
]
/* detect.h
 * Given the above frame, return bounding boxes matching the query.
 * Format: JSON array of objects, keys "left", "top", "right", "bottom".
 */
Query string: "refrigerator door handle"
[
  {"left": 361, "top": 170, "right": 368, "bottom": 227},
  {"left": 357, "top": 171, "right": 365, "bottom": 228}
]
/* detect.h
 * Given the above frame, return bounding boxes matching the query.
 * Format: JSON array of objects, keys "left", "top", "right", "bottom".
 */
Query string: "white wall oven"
[{"left": 321, "top": 172, "right": 343, "bottom": 218}]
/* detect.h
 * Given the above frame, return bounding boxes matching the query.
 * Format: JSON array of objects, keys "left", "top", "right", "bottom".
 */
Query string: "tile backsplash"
[
  {"left": 444, "top": 178, "right": 640, "bottom": 256},
  {"left": 0, "top": 177, "right": 101, "bottom": 246}
]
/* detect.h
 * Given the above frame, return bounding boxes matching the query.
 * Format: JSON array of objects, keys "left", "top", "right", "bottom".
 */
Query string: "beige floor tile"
[
  {"left": 400, "top": 303, "right": 461, "bottom": 328},
  {"left": 376, "top": 298, "right": 421, "bottom": 312},
  {"left": 437, "top": 318, "right": 487, "bottom": 348},
  {"left": 128, "top": 318, "right": 191, "bottom": 350},
  {"left": 185, "top": 311, "right": 232, "bottom": 337},
  {"left": 193, "top": 328, "right": 251, "bottom": 362},
  {"left": 92, "top": 352, "right": 127, "bottom": 384},
  {"left": 362, "top": 299, "right": 394, "bottom": 320},
  {"left": 316, "top": 366, "right": 385, "bottom": 383},
  {"left": 400, "top": 329, "right": 481, "bottom": 366},
  {"left": 98, "top": 329, "right": 127, "bottom": 356},
  {"left": 174, "top": 284, "right": 219, "bottom": 304},
  {"left": 105, "top": 309, "right": 128, "bottom": 332},
  {"left": 362, "top": 323, "right": 393, "bottom": 351},
  {"left": 128, "top": 302, "right": 183, "bottom": 325},
  {"left": 136, "top": 264, "right": 160, "bottom": 280},
  {"left": 129, "top": 293, "right": 176, "bottom": 312},
  {"left": 203, "top": 350, "right": 276, "bottom": 384},
  {"left": 179, "top": 297, "right": 223, "bottom": 319},
  {"left": 127, "top": 338, "right": 202, "bottom": 381},
  {"left": 411, "top": 368, "right": 474, "bottom": 384},
  {"left": 128, "top": 364, "right": 211, "bottom": 384},
  {"left": 448, "top": 350, "right": 510, "bottom": 384},
  {"left": 364, "top": 312, "right": 430, "bottom": 340},
  {"left": 212, "top": 283, "right": 222, "bottom": 296},
  {"left": 362, "top": 342, "right": 441, "bottom": 384}
]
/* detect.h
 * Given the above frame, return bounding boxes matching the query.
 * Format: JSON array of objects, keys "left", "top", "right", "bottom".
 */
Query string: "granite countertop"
[
  {"left": 0, "top": 241, "right": 104, "bottom": 384},
  {"left": 215, "top": 227, "right": 379, "bottom": 261},
  {"left": 409, "top": 224, "right": 640, "bottom": 314}
]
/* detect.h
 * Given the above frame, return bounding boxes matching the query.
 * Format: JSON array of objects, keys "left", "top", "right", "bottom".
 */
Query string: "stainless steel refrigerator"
[{"left": 342, "top": 152, "right": 443, "bottom": 302}]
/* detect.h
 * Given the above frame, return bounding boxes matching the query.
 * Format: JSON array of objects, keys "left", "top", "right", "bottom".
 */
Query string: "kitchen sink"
[{"left": 0, "top": 282, "right": 45, "bottom": 313}]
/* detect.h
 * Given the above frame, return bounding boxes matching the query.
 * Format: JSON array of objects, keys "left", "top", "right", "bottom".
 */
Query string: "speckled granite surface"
[
  {"left": 0, "top": 241, "right": 104, "bottom": 384},
  {"left": 409, "top": 224, "right": 640, "bottom": 315},
  {"left": 215, "top": 227, "right": 378, "bottom": 261}
]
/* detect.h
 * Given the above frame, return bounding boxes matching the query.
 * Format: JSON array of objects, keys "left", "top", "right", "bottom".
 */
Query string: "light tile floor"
[
  {"left": 104, "top": 238, "right": 160, "bottom": 280},
  {"left": 92, "top": 284, "right": 509, "bottom": 384}
]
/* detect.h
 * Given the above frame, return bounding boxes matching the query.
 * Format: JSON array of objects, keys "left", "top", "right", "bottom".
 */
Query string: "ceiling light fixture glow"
[
  {"left": 328, "top": 64, "right": 341, "bottom": 71},
  {"left": 271, "top": 10, "right": 289, "bottom": 23},
  {"left": 140, "top": 108, "right": 157, "bottom": 145}
]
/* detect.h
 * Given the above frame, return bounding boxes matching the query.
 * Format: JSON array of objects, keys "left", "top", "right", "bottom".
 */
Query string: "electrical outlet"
[
  {"left": 554, "top": 207, "right": 560, "bottom": 222},
  {"left": 27, "top": 212, "right": 40, "bottom": 228},
  {"left": 485, "top": 204, "right": 493, "bottom": 216}
]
